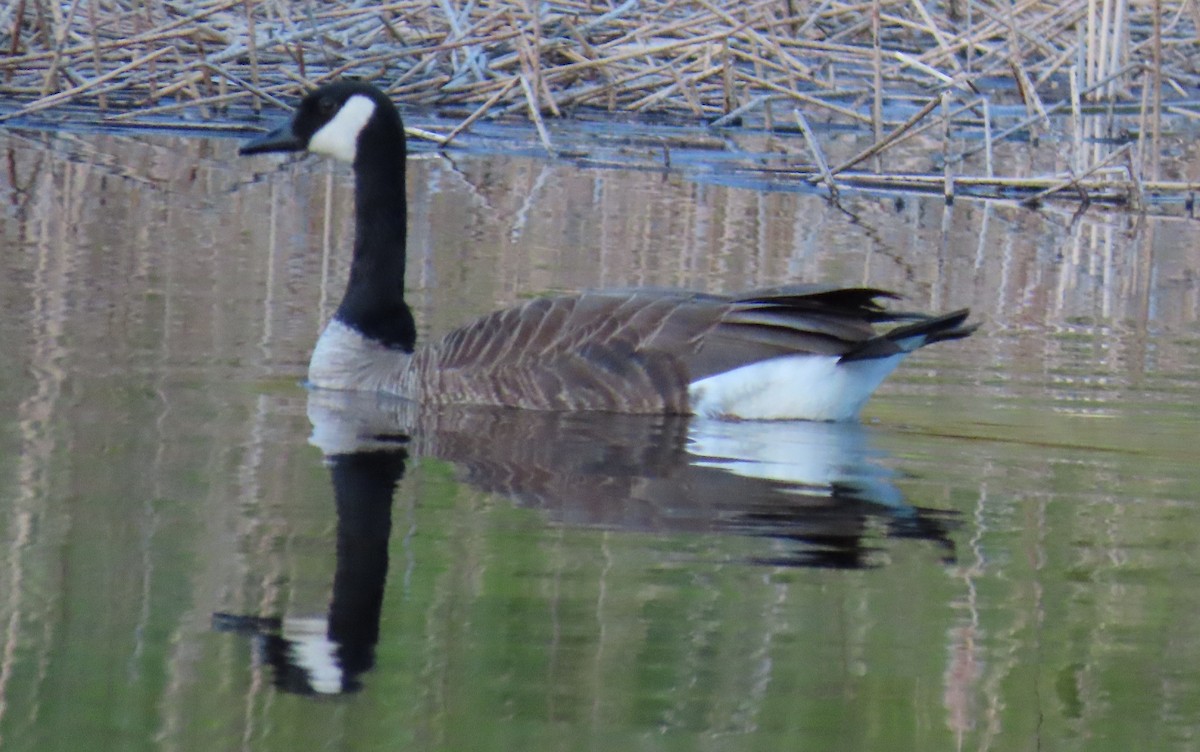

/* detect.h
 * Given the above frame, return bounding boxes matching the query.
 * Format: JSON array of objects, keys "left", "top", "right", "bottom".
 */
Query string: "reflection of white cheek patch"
[{"left": 308, "top": 95, "right": 376, "bottom": 163}]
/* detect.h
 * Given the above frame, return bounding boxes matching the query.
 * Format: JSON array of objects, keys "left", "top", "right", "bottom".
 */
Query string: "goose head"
[{"left": 239, "top": 81, "right": 405, "bottom": 165}]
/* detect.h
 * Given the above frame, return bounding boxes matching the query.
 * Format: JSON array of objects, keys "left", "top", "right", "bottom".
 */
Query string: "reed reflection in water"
[{"left": 1, "top": 128, "right": 1199, "bottom": 750}]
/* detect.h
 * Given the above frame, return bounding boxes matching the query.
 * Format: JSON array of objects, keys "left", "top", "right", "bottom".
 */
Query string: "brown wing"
[
  {"left": 415, "top": 291, "right": 725, "bottom": 412},
  {"left": 413, "top": 286, "right": 925, "bottom": 412},
  {"left": 684, "top": 285, "right": 913, "bottom": 379}
]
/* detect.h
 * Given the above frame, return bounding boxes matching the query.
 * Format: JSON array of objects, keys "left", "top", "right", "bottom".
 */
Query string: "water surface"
[{"left": 1, "top": 127, "right": 1199, "bottom": 750}]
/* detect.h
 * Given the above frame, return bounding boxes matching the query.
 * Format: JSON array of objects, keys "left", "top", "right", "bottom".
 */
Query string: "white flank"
[
  {"left": 309, "top": 319, "right": 412, "bottom": 394},
  {"left": 308, "top": 94, "right": 376, "bottom": 163},
  {"left": 687, "top": 353, "right": 905, "bottom": 421}
]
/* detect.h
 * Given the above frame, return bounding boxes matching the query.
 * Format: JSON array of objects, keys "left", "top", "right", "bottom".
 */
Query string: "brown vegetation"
[{"left": 2, "top": 1, "right": 1198, "bottom": 206}]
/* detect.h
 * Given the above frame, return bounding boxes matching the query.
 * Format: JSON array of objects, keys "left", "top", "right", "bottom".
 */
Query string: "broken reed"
[{"left": 1, "top": 0, "right": 1197, "bottom": 205}]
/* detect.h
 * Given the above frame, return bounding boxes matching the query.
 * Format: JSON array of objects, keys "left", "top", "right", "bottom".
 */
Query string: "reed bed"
[{"left": 2, "top": 0, "right": 1198, "bottom": 207}]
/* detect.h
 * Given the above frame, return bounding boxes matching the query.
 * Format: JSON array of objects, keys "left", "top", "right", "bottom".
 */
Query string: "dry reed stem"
[
  {"left": 956, "top": 60, "right": 1142, "bottom": 161},
  {"left": 821, "top": 95, "right": 943, "bottom": 178},
  {"left": 1, "top": 46, "right": 173, "bottom": 121},
  {"left": 793, "top": 108, "right": 838, "bottom": 196},
  {"left": 519, "top": 73, "right": 554, "bottom": 154},
  {"left": 1, "top": 0, "right": 1194, "bottom": 203},
  {"left": 757, "top": 165, "right": 1197, "bottom": 207},
  {"left": 443, "top": 75, "right": 519, "bottom": 144},
  {"left": 1023, "top": 142, "right": 1133, "bottom": 205},
  {"left": 941, "top": 90, "right": 954, "bottom": 202},
  {"left": 1150, "top": 0, "right": 1163, "bottom": 182},
  {"left": 981, "top": 97, "right": 994, "bottom": 177},
  {"left": 870, "top": 0, "right": 882, "bottom": 155}
]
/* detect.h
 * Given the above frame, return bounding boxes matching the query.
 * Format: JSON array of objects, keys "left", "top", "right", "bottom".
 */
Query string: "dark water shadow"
[{"left": 214, "top": 390, "right": 958, "bottom": 695}]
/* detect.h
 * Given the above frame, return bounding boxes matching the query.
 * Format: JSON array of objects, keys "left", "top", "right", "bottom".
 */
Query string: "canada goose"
[{"left": 240, "top": 81, "right": 977, "bottom": 421}]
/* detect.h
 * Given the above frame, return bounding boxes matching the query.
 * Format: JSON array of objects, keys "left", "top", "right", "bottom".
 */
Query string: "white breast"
[
  {"left": 309, "top": 319, "right": 414, "bottom": 394},
  {"left": 687, "top": 354, "right": 905, "bottom": 421}
]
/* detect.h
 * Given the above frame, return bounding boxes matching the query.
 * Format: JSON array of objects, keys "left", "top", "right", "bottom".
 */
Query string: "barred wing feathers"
[{"left": 410, "top": 286, "right": 960, "bottom": 413}]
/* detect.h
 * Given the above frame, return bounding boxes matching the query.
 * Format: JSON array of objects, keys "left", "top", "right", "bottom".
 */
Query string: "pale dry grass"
[{"left": 2, "top": 0, "right": 1198, "bottom": 205}]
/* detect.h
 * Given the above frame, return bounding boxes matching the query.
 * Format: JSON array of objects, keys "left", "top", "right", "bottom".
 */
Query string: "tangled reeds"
[{"left": 2, "top": 0, "right": 1198, "bottom": 207}]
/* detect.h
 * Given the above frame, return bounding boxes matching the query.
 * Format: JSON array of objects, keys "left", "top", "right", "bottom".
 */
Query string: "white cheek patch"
[{"left": 308, "top": 94, "right": 376, "bottom": 163}]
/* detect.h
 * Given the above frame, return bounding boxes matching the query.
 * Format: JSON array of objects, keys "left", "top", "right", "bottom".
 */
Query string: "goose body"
[{"left": 241, "top": 81, "right": 977, "bottom": 421}]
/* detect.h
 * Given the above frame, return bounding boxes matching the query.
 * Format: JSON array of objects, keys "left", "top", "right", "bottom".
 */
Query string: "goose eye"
[{"left": 318, "top": 98, "right": 337, "bottom": 116}]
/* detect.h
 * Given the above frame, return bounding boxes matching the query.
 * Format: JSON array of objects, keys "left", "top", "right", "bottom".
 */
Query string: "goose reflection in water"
[{"left": 214, "top": 390, "right": 958, "bottom": 695}]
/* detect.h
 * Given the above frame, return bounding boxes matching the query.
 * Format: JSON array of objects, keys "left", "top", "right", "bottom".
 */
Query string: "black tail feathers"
[{"left": 840, "top": 308, "right": 977, "bottom": 363}]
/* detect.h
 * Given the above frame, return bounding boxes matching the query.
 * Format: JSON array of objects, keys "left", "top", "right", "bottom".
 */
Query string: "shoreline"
[{"left": 2, "top": 0, "right": 1197, "bottom": 208}]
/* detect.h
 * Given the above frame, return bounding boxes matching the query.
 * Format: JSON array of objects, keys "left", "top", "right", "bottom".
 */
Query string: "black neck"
[{"left": 333, "top": 130, "right": 416, "bottom": 351}]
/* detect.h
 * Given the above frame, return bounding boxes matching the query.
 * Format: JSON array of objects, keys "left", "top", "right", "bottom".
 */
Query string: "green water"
[{"left": 0, "top": 128, "right": 1198, "bottom": 750}]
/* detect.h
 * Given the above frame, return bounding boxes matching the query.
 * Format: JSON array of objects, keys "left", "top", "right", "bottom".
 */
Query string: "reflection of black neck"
[{"left": 327, "top": 448, "right": 407, "bottom": 686}]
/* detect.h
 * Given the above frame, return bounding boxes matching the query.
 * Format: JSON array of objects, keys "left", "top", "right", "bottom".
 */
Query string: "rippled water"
[{"left": 1, "top": 126, "right": 1199, "bottom": 750}]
